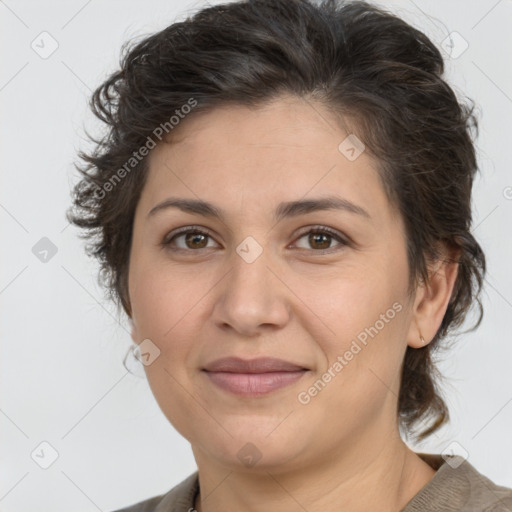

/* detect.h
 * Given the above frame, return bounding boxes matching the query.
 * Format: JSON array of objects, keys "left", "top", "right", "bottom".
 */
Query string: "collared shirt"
[{"left": 111, "top": 453, "right": 512, "bottom": 511}]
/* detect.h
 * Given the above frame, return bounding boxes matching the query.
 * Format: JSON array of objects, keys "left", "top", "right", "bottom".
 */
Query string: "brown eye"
[
  {"left": 162, "top": 225, "right": 347, "bottom": 254},
  {"left": 308, "top": 232, "right": 332, "bottom": 250},
  {"left": 162, "top": 227, "right": 218, "bottom": 251},
  {"left": 294, "top": 227, "right": 347, "bottom": 252},
  {"left": 183, "top": 231, "right": 209, "bottom": 249}
]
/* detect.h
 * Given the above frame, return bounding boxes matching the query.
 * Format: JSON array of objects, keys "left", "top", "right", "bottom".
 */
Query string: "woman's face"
[{"left": 128, "top": 95, "right": 419, "bottom": 471}]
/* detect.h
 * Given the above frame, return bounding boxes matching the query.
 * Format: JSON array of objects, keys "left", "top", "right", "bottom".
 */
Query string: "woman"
[{"left": 66, "top": 0, "right": 512, "bottom": 510}]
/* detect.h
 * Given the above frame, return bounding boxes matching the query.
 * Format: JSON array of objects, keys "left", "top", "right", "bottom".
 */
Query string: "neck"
[{"left": 193, "top": 429, "right": 436, "bottom": 512}]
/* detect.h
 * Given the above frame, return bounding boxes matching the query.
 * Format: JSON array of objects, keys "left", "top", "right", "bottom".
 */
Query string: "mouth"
[{"left": 201, "top": 357, "right": 309, "bottom": 396}]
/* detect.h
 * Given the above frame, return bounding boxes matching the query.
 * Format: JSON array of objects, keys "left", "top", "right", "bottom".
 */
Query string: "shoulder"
[
  {"left": 404, "top": 453, "right": 512, "bottom": 512},
  {"left": 109, "top": 472, "right": 199, "bottom": 512},
  {"left": 451, "top": 456, "right": 512, "bottom": 511},
  {"left": 468, "top": 462, "right": 512, "bottom": 512}
]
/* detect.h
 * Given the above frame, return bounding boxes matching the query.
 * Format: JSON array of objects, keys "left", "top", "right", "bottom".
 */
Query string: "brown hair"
[{"left": 66, "top": 0, "right": 486, "bottom": 442}]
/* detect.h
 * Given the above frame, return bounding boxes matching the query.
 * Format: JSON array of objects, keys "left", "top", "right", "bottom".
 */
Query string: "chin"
[{"left": 199, "top": 427, "right": 306, "bottom": 472}]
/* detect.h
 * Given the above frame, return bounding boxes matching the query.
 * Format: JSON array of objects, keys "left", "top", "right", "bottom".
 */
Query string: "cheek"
[
  {"left": 129, "top": 261, "right": 218, "bottom": 390},
  {"left": 291, "top": 263, "right": 402, "bottom": 349},
  {"left": 129, "top": 267, "right": 208, "bottom": 440},
  {"left": 292, "top": 265, "right": 408, "bottom": 404},
  {"left": 130, "top": 258, "right": 203, "bottom": 336}
]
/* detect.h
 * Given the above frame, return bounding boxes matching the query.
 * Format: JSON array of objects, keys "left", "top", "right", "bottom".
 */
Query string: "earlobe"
[
  {"left": 407, "top": 245, "right": 460, "bottom": 349},
  {"left": 129, "top": 317, "right": 138, "bottom": 344}
]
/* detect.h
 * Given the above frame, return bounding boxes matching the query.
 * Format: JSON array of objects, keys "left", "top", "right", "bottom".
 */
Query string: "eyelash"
[{"left": 161, "top": 225, "right": 349, "bottom": 255}]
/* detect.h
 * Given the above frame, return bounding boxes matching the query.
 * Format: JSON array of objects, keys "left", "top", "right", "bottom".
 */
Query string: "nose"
[{"left": 212, "top": 244, "right": 291, "bottom": 337}]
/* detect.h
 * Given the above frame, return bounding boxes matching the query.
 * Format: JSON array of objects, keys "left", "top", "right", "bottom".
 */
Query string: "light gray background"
[{"left": 1, "top": 0, "right": 511, "bottom": 510}]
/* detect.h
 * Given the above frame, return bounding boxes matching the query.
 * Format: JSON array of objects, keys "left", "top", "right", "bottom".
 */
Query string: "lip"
[
  {"left": 202, "top": 357, "right": 309, "bottom": 396},
  {"left": 202, "top": 357, "right": 308, "bottom": 373}
]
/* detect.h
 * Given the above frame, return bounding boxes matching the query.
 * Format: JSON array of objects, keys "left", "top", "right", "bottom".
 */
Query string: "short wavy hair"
[{"left": 66, "top": 0, "right": 486, "bottom": 442}]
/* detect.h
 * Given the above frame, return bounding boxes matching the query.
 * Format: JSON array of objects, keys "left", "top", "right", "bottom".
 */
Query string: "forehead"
[{"left": 140, "top": 96, "right": 395, "bottom": 225}]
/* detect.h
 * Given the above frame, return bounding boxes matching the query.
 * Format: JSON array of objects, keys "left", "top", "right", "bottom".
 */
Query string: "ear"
[
  {"left": 407, "top": 243, "right": 460, "bottom": 348},
  {"left": 129, "top": 317, "right": 138, "bottom": 344}
]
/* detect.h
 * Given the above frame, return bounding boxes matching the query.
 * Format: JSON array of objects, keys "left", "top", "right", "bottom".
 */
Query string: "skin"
[{"left": 128, "top": 95, "right": 459, "bottom": 512}]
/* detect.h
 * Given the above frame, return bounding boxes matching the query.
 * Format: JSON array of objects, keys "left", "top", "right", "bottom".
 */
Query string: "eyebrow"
[{"left": 147, "top": 195, "right": 371, "bottom": 222}]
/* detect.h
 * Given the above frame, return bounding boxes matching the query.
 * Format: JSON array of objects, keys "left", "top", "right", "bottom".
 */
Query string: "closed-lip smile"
[
  {"left": 202, "top": 357, "right": 309, "bottom": 396},
  {"left": 203, "top": 356, "right": 309, "bottom": 373}
]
